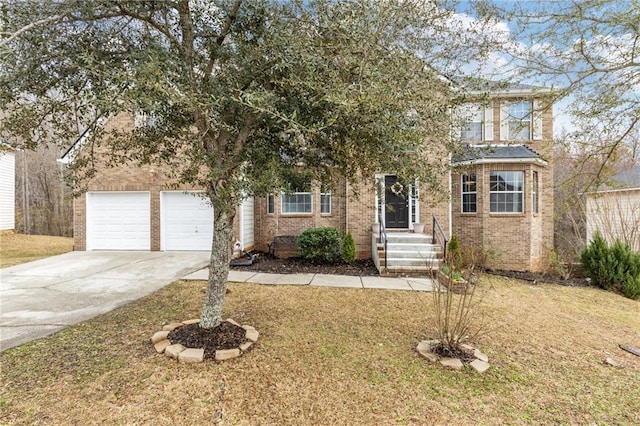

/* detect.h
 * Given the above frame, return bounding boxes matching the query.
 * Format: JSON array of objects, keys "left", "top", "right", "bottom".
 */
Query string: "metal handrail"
[
  {"left": 378, "top": 212, "right": 388, "bottom": 272},
  {"left": 432, "top": 214, "right": 448, "bottom": 261}
]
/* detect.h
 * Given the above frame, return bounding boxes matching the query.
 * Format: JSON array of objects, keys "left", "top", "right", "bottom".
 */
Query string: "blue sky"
[{"left": 451, "top": 1, "right": 584, "bottom": 135}]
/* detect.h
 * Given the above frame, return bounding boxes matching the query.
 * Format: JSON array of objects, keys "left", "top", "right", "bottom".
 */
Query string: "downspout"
[{"left": 345, "top": 178, "right": 349, "bottom": 233}]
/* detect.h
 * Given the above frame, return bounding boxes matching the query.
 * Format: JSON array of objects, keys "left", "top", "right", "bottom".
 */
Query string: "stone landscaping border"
[
  {"left": 150, "top": 318, "right": 258, "bottom": 363},
  {"left": 416, "top": 339, "right": 490, "bottom": 373}
]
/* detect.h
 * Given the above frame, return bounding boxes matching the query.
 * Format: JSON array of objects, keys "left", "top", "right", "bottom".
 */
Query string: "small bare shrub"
[{"left": 431, "top": 262, "right": 488, "bottom": 355}]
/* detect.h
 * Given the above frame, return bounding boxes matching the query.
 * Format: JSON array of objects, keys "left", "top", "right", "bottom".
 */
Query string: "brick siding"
[{"left": 73, "top": 94, "right": 555, "bottom": 271}]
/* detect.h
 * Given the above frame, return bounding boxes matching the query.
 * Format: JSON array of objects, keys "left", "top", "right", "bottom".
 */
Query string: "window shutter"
[
  {"left": 484, "top": 105, "right": 494, "bottom": 141},
  {"left": 532, "top": 99, "right": 543, "bottom": 140},
  {"left": 451, "top": 107, "right": 462, "bottom": 140},
  {"left": 500, "top": 102, "right": 509, "bottom": 141}
]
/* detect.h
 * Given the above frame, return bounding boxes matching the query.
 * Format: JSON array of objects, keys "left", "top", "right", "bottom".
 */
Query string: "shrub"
[
  {"left": 446, "top": 235, "right": 463, "bottom": 269},
  {"left": 342, "top": 231, "right": 356, "bottom": 265},
  {"left": 298, "top": 227, "right": 342, "bottom": 264},
  {"left": 623, "top": 273, "right": 640, "bottom": 300},
  {"left": 581, "top": 232, "right": 613, "bottom": 289},
  {"left": 581, "top": 232, "right": 640, "bottom": 299}
]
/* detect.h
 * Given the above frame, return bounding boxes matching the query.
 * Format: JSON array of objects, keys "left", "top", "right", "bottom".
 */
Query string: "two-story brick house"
[
  {"left": 251, "top": 84, "right": 554, "bottom": 271},
  {"left": 62, "top": 84, "right": 554, "bottom": 273}
]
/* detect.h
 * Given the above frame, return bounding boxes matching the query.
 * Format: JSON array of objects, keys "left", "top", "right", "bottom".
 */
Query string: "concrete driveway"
[{"left": 0, "top": 251, "right": 210, "bottom": 351}]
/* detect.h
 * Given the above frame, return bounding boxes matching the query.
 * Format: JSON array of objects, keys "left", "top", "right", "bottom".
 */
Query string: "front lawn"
[
  {"left": 0, "top": 276, "right": 638, "bottom": 425},
  {"left": 0, "top": 232, "right": 74, "bottom": 268}
]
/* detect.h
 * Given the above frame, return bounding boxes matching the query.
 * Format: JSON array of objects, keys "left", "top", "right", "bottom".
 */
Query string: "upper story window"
[
  {"left": 282, "top": 178, "right": 312, "bottom": 214},
  {"left": 508, "top": 101, "right": 532, "bottom": 140},
  {"left": 460, "top": 103, "right": 483, "bottom": 141},
  {"left": 490, "top": 171, "right": 523, "bottom": 213},
  {"left": 461, "top": 173, "right": 477, "bottom": 213}
]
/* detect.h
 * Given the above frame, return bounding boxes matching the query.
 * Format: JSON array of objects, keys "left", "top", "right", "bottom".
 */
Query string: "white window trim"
[
  {"left": 281, "top": 191, "right": 313, "bottom": 215},
  {"left": 410, "top": 180, "right": 420, "bottom": 225},
  {"left": 461, "top": 173, "right": 477, "bottom": 213},
  {"left": 500, "top": 99, "right": 543, "bottom": 141},
  {"left": 461, "top": 103, "right": 483, "bottom": 142},
  {"left": 267, "top": 193, "right": 275, "bottom": 214},
  {"left": 134, "top": 111, "right": 158, "bottom": 128},
  {"left": 489, "top": 171, "right": 524, "bottom": 214},
  {"left": 454, "top": 103, "right": 494, "bottom": 142},
  {"left": 320, "top": 188, "right": 332, "bottom": 215}
]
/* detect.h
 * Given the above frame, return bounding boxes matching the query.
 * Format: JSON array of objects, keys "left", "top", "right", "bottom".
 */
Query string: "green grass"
[
  {"left": 0, "top": 276, "right": 638, "bottom": 425},
  {"left": 0, "top": 232, "right": 73, "bottom": 268}
]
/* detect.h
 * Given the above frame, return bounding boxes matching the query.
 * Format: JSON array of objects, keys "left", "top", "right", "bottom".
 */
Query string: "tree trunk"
[{"left": 200, "top": 206, "right": 235, "bottom": 329}]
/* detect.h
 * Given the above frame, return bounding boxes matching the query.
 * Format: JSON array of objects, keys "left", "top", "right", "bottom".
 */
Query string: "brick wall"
[
  {"left": 451, "top": 95, "right": 554, "bottom": 271},
  {"left": 72, "top": 113, "right": 241, "bottom": 251},
  {"left": 73, "top": 94, "right": 555, "bottom": 271},
  {"left": 254, "top": 181, "right": 347, "bottom": 253}
]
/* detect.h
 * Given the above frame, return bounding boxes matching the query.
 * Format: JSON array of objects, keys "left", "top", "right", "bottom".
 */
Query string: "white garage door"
[
  {"left": 240, "top": 197, "right": 254, "bottom": 249},
  {"left": 161, "top": 191, "right": 213, "bottom": 251},
  {"left": 86, "top": 192, "right": 150, "bottom": 250}
]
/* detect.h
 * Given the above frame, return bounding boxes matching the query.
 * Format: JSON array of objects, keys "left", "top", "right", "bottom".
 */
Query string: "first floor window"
[
  {"left": 282, "top": 178, "right": 312, "bottom": 214},
  {"left": 462, "top": 173, "right": 477, "bottom": 213},
  {"left": 490, "top": 171, "right": 523, "bottom": 213},
  {"left": 320, "top": 184, "right": 331, "bottom": 214},
  {"left": 267, "top": 194, "right": 275, "bottom": 214}
]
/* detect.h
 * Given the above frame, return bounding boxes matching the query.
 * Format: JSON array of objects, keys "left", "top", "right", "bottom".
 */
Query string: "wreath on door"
[{"left": 390, "top": 181, "right": 404, "bottom": 196}]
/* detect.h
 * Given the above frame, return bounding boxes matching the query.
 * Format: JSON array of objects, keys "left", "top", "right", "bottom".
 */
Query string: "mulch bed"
[
  {"left": 167, "top": 321, "right": 247, "bottom": 359},
  {"left": 487, "top": 269, "right": 591, "bottom": 287},
  {"left": 232, "top": 252, "right": 589, "bottom": 287},
  {"left": 432, "top": 343, "right": 476, "bottom": 363},
  {"left": 231, "top": 251, "right": 379, "bottom": 276}
]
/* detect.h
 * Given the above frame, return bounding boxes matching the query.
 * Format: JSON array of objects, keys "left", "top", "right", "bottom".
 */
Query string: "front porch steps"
[{"left": 374, "top": 233, "right": 443, "bottom": 277}]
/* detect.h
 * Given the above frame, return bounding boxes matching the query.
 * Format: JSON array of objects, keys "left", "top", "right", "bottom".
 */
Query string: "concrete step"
[
  {"left": 380, "top": 257, "right": 441, "bottom": 268},
  {"left": 385, "top": 250, "right": 440, "bottom": 259},
  {"left": 386, "top": 243, "right": 441, "bottom": 252},
  {"left": 385, "top": 234, "right": 433, "bottom": 245},
  {"left": 380, "top": 265, "right": 440, "bottom": 277}
]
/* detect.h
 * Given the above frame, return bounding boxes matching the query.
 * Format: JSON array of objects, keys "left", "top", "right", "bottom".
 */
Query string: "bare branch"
[{"left": 0, "top": 15, "right": 67, "bottom": 46}]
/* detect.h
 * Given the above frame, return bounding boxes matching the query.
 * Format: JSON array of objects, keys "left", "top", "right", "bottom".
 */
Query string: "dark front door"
[{"left": 384, "top": 175, "right": 409, "bottom": 228}]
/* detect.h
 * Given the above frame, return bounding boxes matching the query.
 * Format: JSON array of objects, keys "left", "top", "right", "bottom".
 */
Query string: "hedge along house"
[{"left": 62, "top": 84, "right": 554, "bottom": 274}]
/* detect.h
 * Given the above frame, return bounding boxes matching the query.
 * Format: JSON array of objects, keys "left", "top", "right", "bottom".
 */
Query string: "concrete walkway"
[{"left": 183, "top": 269, "right": 436, "bottom": 292}]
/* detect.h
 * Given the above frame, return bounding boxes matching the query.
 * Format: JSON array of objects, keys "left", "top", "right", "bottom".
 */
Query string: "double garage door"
[{"left": 86, "top": 191, "right": 214, "bottom": 251}]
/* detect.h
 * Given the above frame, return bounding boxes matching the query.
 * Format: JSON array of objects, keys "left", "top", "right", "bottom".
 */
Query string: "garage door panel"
[
  {"left": 241, "top": 197, "right": 254, "bottom": 249},
  {"left": 161, "top": 192, "right": 213, "bottom": 251},
  {"left": 87, "top": 192, "right": 151, "bottom": 250}
]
